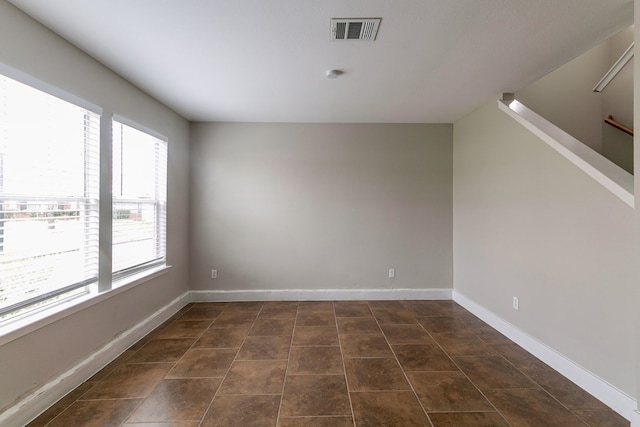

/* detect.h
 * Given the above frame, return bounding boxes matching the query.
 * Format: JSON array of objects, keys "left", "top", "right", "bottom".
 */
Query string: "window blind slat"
[
  {"left": 0, "top": 74, "right": 100, "bottom": 318},
  {"left": 111, "top": 121, "right": 167, "bottom": 276}
]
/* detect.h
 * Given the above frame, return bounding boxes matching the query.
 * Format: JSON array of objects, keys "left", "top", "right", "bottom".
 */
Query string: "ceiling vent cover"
[{"left": 331, "top": 18, "right": 381, "bottom": 41}]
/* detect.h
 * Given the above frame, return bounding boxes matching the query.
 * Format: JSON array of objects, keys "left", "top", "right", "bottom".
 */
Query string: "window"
[
  {"left": 0, "top": 75, "right": 100, "bottom": 318},
  {"left": 112, "top": 120, "right": 167, "bottom": 279},
  {"left": 0, "top": 71, "right": 169, "bottom": 323}
]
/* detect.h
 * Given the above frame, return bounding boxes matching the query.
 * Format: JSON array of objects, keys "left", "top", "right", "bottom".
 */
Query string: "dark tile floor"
[{"left": 27, "top": 300, "right": 629, "bottom": 427}]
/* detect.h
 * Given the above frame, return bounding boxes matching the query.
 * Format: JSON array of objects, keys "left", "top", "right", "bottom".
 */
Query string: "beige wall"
[
  {"left": 0, "top": 2, "right": 190, "bottom": 414},
  {"left": 453, "top": 99, "right": 636, "bottom": 397},
  {"left": 517, "top": 26, "right": 634, "bottom": 173},
  {"left": 602, "top": 26, "right": 634, "bottom": 174},
  {"left": 190, "top": 122, "right": 452, "bottom": 293},
  {"left": 604, "top": 25, "right": 634, "bottom": 129},
  {"left": 516, "top": 41, "right": 609, "bottom": 152}
]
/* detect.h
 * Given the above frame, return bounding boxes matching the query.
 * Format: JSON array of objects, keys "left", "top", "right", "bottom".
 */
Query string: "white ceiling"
[{"left": 8, "top": 0, "right": 634, "bottom": 123}]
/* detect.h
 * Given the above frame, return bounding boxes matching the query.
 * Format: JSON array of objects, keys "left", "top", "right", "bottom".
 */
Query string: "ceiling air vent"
[{"left": 331, "top": 18, "right": 381, "bottom": 41}]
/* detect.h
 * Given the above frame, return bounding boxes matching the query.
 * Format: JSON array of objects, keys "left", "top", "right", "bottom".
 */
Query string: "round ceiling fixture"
[{"left": 326, "top": 69, "right": 342, "bottom": 79}]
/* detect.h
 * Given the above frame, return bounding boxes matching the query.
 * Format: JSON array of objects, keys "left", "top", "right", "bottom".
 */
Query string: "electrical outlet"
[
  {"left": 512, "top": 296, "right": 519, "bottom": 311},
  {"left": 211, "top": 269, "right": 217, "bottom": 279},
  {"left": 388, "top": 268, "right": 396, "bottom": 278}
]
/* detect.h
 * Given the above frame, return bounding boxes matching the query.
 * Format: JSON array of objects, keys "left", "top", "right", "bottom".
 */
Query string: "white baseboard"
[
  {"left": 190, "top": 288, "right": 453, "bottom": 302},
  {"left": 1, "top": 291, "right": 190, "bottom": 427},
  {"left": 631, "top": 410, "right": 640, "bottom": 427},
  {"left": 453, "top": 290, "right": 636, "bottom": 422}
]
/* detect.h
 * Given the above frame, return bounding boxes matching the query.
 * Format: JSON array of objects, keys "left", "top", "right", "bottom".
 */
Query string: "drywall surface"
[
  {"left": 517, "top": 41, "right": 609, "bottom": 152},
  {"left": 453, "top": 99, "right": 636, "bottom": 397},
  {"left": 190, "top": 122, "right": 452, "bottom": 292},
  {"left": 603, "top": 25, "right": 634, "bottom": 129},
  {"left": 0, "top": 2, "right": 189, "bottom": 416},
  {"left": 602, "top": 125, "right": 633, "bottom": 174},
  {"left": 602, "top": 26, "right": 634, "bottom": 174}
]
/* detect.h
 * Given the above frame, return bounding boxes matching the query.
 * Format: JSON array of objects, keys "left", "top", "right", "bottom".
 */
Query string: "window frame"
[
  {"left": 111, "top": 116, "right": 168, "bottom": 282},
  {"left": 0, "top": 64, "right": 170, "bottom": 334}
]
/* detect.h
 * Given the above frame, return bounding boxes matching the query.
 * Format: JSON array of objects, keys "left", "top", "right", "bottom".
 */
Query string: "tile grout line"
[
  {"left": 194, "top": 302, "right": 262, "bottom": 427},
  {"left": 333, "top": 302, "right": 358, "bottom": 427},
  {"left": 29, "top": 301, "right": 625, "bottom": 427},
  {"left": 418, "top": 307, "right": 515, "bottom": 427},
  {"left": 370, "top": 301, "right": 435, "bottom": 427},
  {"left": 123, "top": 303, "right": 218, "bottom": 427},
  {"left": 274, "top": 301, "right": 299, "bottom": 427},
  {"left": 467, "top": 313, "right": 596, "bottom": 426},
  {"left": 91, "top": 303, "right": 197, "bottom": 427},
  {"left": 474, "top": 335, "right": 596, "bottom": 426},
  {"left": 109, "top": 304, "right": 206, "bottom": 426}
]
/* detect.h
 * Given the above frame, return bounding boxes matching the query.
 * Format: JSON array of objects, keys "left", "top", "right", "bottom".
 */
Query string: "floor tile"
[
  {"left": 367, "top": 301, "right": 406, "bottom": 310},
  {"left": 126, "top": 378, "right": 221, "bottom": 422},
  {"left": 491, "top": 342, "right": 552, "bottom": 372},
  {"left": 262, "top": 301, "right": 299, "bottom": 310},
  {"left": 288, "top": 346, "right": 343, "bottom": 375},
  {"left": 86, "top": 350, "right": 137, "bottom": 382},
  {"left": 573, "top": 410, "right": 630, "bottom": 427},
  {"left": 280, "top": 375, "right": 351, "bottom": 417},
  {"left": 527, "top": 369, "right": 609, "bottom": 410},
  {"left": 212, "top": 311, "right": 258, "bottom": 328},
  {"left": 454, "top": 355, "right": 536, "bottom": 390},
  {"left": 401, "top": 300, "right": 453, "bottom": 317},
  {"left": 344, "top": 358, "right": 409, "bottom": 391},
  {"left": 431, "top": 333, "right": 497, "bottom": 356},
  {"left": 298, "top": 301, "right": 334, "bottom": 312},
  {"left": 350, "top": 391, "right": 430, "bottom": 427},
  {"left": 193, "top": 327, "right": 248, "bottom": 348},
  {"left": 28, "top": 301, "right": 621, "bottom": 427},
  {"left": 167, "top": 348, "right": 237, "bottom": 378},
  {"left": 259, "top": 302, "right": 298, "bottom": 319},
  {"left": 336, "top": 318, "right": 381, "bottom": 335},
  {"left": 370, "top": 308, "right": 416, "bottom": 324},
  {"left": 428, "top": 412, "right": 510, "bottom": 426},
  {"left": 474, "top": 327, "right": 513, "bottom": 345},
  {"left": 154, "top": 320, "right": 212, "bottom": 338},
  {"left": 391, "top": 344, "right": 458, "bottom": 371},
  {"left": 416, "top": 316, "right": 473, "bottom": 334},
  {"left": 407, "top": 371, "right": 493, "bottom": 412},
  {"left": 292, "top": 327, "right": 339, "bottom": 346},
  {"left": 127, "top": 338, "right": 196, "bottom": 363},
  {"left": 219, "top": 360, "right": 287, "bottom": 394},
  {"left": 81, "top": 363, "right": 171, "bottom": 399},
  {"left": 258, "top": 309, "right": 298, "bottom": 320},
  {"left": 485, "top": 388, "right": 589, "bottom": 427},
  {"left": 128, "top": 332, "right": 159, "bottom": 352},
  {"left": 45, "top": 399, "right": 141, "bottom": 427},
  {"left": 277, "top": 416, "right": 354, "bottom": 426},
  {"left": 296, "top": 311, "right": 336, "bottom": 327},
  {"left": 179, "top": 306, "right": 224, "bottom": 320},
  {"left": 201, "top": 394, "right": 280, "bottom": 427},
  {"left": 334, "top": 301, "right": 372, "bottom": 318},
  {"left": 339, "top": 334, "right": 393, "bottom": 358},
  {"left": 122, "top": 422, "right": 200, "bottom": 427},
  {"left": 249, "top": 318, "right": 295, "bottom": 336},
  {"left": 194, "top": 302, "right": 229, "bottom": 308},
  {"left": 25, "top": 382, "right": 97, "bottom": 427},
  {"left": 237, "top": 336, "right": 291, "bottom": 360},
  {"left": 380, "top": 324, "right": 432, "bottom": 344},
  {"left": 224, "top": 301, "right": 264, "bottom": 312}
]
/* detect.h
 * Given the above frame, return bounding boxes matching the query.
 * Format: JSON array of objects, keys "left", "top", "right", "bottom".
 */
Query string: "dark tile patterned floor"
[{"left": 27, "top": 300, "right": 629, "bottom": 427}]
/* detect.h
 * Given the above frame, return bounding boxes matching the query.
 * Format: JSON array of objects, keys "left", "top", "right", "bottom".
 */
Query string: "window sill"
[{"left": 0, "top": 265, "right": 171, "bottom": 347}]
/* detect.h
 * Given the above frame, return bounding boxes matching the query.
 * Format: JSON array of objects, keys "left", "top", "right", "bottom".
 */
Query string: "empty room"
[{"left": 0, "top": 0, "right": 638, "bottom": 426}]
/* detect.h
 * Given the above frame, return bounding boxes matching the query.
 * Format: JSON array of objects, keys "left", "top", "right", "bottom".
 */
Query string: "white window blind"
[
  {"left": 112, "top": 120, "right": 167, "bottom": 278},
  {"left": 0, "top": 75, "right": 100, "bottom": 318}
]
